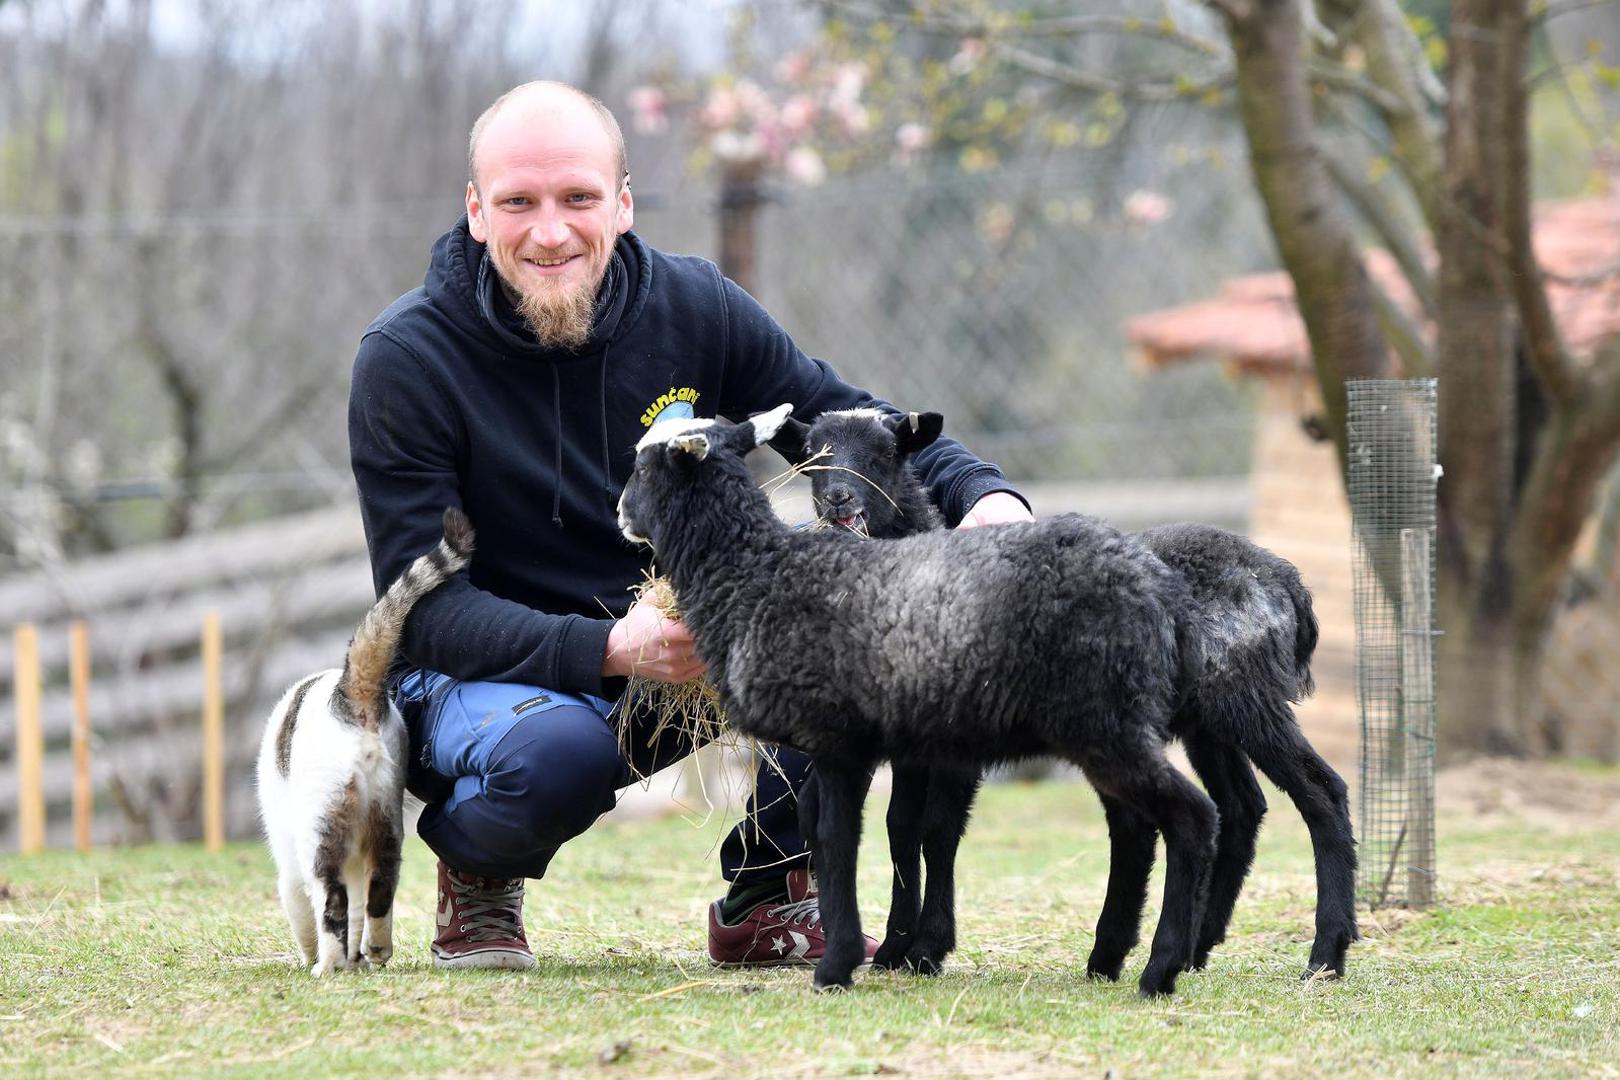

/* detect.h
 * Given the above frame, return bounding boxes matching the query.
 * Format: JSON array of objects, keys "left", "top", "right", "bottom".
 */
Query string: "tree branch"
[
  {"left": 1343, "top": 0, "right": 1446, "bottom": 229},
  {"left": 1532, "top": 0, "right": 1620, "bottom": 26},
  {"left": 1501, "top": 0, "right": 1580, "bottom": 406},
  {"left": 1321, "top": 140, "right": 1438, "bottom": 318},
  {"left": 824, "top": 2, "right": 1232, "bottom": 57}
]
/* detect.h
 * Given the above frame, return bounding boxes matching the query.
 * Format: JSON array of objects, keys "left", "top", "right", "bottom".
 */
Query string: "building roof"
[{"left": 1128, "top": 196, "right": 1620, "bottom": 376}]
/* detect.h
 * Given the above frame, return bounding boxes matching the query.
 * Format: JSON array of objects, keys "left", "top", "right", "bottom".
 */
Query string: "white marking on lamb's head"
[
  {"left": 637, "top": 416, "right": 718, "bottom": 452},
  {"left": 746, "top": 403, "right": 795, "bottom": 447}
]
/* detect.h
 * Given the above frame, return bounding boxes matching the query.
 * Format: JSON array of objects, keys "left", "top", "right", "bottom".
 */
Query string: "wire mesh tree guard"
[{"left": 1347, "top": 378, "right": 1439, "bottom": 909}]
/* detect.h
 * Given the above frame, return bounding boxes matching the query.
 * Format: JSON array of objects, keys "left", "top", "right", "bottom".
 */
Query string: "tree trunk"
[
  {"left": 1433, "top": 0, "right": 1533, "bottom": 758},
  {"left": 1217, "top": 0, "right": 1394, "bottom": 466}
]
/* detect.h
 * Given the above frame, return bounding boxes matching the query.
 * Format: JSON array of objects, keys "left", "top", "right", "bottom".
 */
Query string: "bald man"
[{"left": 349, "top": 82, "right": 1031, "bottom": 971}]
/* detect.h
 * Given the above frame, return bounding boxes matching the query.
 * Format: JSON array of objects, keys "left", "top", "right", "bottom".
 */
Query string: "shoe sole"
[
  {"left": 432, "top": 949, "right": 538, "bottom": 971},
  {"left": 708, "top": 956, "right": 875, "bottom": 969}
]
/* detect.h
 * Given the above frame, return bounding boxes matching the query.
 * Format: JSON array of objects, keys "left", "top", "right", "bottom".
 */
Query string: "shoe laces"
[
  {"left": 448, "top": 875, "right": 525, "bottom": 942},
  {"left": 766, "top": 894, "right": 821, "bottom": 929}
]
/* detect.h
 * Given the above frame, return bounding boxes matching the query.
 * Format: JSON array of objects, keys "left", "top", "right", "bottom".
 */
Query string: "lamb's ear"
[
  {"left": 745, "top": 403, "right": 795, "bottom": 448},
  {"left": 885, "top": 411, "right": 945, "bottom": 456},
  {"left": 669, "top": 431, "right": 711, "bottom": 461},
  {"left": 767, "top": 416, "right": 813, "bottom": 463}
]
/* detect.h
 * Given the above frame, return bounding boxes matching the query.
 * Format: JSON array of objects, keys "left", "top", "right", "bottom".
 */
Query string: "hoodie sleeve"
[
  {"left": 349, "top": 330, "right": 615, "bottom": 695},
  {"left": 714, "top": 276, "right": 1027, "bottom": 526}
]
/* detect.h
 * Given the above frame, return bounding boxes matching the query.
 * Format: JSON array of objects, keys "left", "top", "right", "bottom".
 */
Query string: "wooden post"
[
  {"left": 70, "top": 620, "right": 92, "bottom": 852},
  {"left": 1399, "top": 529, "right": 1436, "bottom": 907},
  {"left": 14, "top": 624, "right": 45, "bottom": 854},
  {"left": 201, "top": 612, "right": 224, "bottom": 852},
  {"left": 718, "top": 157, "right": 765, "bottom": 298}
]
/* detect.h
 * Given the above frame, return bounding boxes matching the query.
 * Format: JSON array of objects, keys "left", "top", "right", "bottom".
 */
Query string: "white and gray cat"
[{"left": 255, "top": 507, "right": 473, "bottom": 976}]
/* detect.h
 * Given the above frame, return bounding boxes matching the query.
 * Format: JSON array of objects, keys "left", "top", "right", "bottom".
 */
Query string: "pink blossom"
[
  {"left": 895, "top": 122, "right": 931, "bottom": 153},
  {"left": 702, "top": 87, "right": 740, "bottom": 131},
  {"left": 783, "top": 146, "right": 827, "bottom": 187},
  {"left": 775, "top": 50, "right": 812, "bottom": 85},
  {"left": 627, "top": 86, "right": 668, "bottom": 135},
  {"left": 1123, "top": 190, "right": 1173, "bottom": 226},
  {"left": 780, "top": 94, "right": 818, "bottom": 137},
  {"left": 949, "top": 38, "right": 987, "bottom": 76}
]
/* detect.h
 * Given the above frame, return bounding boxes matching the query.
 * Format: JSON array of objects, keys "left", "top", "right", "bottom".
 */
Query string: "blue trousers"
[{"left": 394, "top": 669, "right": 812, "bottom": 884}]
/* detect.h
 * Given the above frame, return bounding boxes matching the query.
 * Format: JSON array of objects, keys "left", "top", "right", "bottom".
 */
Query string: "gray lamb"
[
  {"left": 616, "top": 405, "right": 1217, "bottom": 996},
  {"left": 770, "top": 407, "right": 1358, "bottom": 984}
]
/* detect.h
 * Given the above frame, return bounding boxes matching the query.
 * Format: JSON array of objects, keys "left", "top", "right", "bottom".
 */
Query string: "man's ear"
[
  {"left": 767, "top": 416, "right": 813, "bottom": 463},
  {"left": 616, "top": 174, "right": 634, "bottom": 235},
  {"left": 466, "top": 181, "right": 488, "bottom": 243},
  {"left": 669, "top": 431, "right": 711, "bottom": 461},
  {"left": 885, "top": 411, "right": 945, "bottom": 456}
]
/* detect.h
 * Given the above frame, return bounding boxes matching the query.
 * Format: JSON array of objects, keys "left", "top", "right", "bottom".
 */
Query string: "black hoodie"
[{"left": 348, "top": 219, "right": 1023, "bottom": 697}]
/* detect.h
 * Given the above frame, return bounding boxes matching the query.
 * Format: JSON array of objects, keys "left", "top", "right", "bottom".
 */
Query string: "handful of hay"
[{"left": 616, "top": 572, "right": 731, "bottom": 784}]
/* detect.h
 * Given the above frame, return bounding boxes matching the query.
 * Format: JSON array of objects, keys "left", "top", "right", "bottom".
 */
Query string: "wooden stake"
[
  {"left": 70, "top": 620, "right": 92, "bottom": 852},
  {"left": 202, "top": 612, "right": 224, "bottom": 852},
  {"left": 14, "top": 624, "right": 45, "bottom": 854}
]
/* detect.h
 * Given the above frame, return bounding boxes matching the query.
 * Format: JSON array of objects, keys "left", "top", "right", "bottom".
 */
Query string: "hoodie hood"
[{"left": 423, "top": 216, "right": 651, "bottom": 361}]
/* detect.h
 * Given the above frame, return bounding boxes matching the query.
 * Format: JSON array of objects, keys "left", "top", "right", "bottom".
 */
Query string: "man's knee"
[{"left": 484, "top": 707, "right": 624, "bottom": 844}]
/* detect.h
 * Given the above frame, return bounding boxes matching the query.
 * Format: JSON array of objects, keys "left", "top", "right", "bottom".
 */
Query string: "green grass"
[{"left": 3, "top": 773, "right": 1618, "bottom": 1078}]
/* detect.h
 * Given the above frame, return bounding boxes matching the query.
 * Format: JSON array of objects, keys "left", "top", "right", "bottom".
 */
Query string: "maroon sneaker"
[
  {"left": 708, "top": 869, "right": 879, "bottom": 967},
  {"left": 431, "top": 860, "right": 538, "bottom": 971}
]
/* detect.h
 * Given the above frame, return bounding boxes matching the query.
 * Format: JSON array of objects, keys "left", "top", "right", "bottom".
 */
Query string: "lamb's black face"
[
  {"left": 771, "top": 410, "right": 942, "bottom": 536},
  {"left": 617, "top": 405, "right": 798, "bottom": 549}
]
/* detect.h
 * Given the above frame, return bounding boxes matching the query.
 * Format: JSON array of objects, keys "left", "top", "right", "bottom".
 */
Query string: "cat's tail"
[{"left": 336, "top": 507, "right": 475, "bottom": 731}]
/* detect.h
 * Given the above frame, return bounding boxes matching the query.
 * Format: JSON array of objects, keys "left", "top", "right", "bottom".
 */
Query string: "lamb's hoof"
[
  {"left": 310, "top": 960, "right": 335, "bottom": 978},
  {"left": 904, "top": 947, "right": 946, "bottom": 976},
  {"left": 1186, "top": 949, "right": 1212, "bottom": 973},
  {"left": 1137, "top": 962, "right": 1180, "bottom": 998},
  {"left": 872, "top": 936, "right": 911, "bottom": 971},
  {"left": 1301, "top": 961, "right": 1344, "bottom": 983},
  {"left": 366, "top": 945, "right": 393, "bottom": 969},
  {"left": 814, "top": 960, "right": 856, "bottom": 992},
  {"left": 1085, "top": 955, "right": 1125, "bottom": 982}
]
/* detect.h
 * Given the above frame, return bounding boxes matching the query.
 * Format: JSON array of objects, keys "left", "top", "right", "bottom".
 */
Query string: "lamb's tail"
[
  {"left": 335, "top": 508, "right": 474, "bottom": 730},
  {"left": 1283, "top": 569, "right": 1319, "bottom": 701}
]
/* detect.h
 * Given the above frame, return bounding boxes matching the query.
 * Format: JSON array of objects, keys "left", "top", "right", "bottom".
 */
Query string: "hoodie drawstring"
[
  {"left": 550, "top": 362, "right": 564, "bottom": 528},
  {"left": 599, "top": 346, "right": 614, "bottom": 505}
]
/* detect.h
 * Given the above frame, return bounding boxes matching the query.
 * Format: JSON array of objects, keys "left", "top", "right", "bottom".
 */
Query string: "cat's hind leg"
[{"left": 277, "top": 869, "right": 317, "bottom": 967}]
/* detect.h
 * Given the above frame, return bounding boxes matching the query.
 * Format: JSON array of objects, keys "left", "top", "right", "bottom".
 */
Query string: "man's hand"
[
  {"left": 603, "top": 598, "right": 708, "bottom": 682},
  {"left": 957, "top": 491, "right": 1034, "bottom": 530}
]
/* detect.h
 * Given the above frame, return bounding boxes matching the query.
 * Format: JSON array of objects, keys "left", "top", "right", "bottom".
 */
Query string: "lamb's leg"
[
  {"left": 1085, "top": 795, "right": 1157, "bottom": 982},
  {"left": 1243, "top": 720, "right": 1359, "bottom": 978},
  {"left": 1090, "top": 746, "right": 1217, "bottom": 997},
  {"left": 363, "top": 810, "right": 403, "bottom": 969},
  {"left": 1183, "top": 732, "right": 1267, "bottom": 971},
  {"left": 873, "top": 765, "right": 928, "bottom": 970},
  {"left": 277, "top": 869, "right": 317, "bottom": 967},
  {"left": 809, "top": 757, "right": 874, "bottom": 992},
  {"left": 905, "top": 765, "right": 980, "bottom": 975}
]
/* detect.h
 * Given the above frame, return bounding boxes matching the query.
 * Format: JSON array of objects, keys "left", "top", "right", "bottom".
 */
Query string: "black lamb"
[
  {"left": 771, "top": 407, "right": 1358, "bottom": 984},
  {"left": 617, "top": 405, "right": 1217, "bottom": 996}
]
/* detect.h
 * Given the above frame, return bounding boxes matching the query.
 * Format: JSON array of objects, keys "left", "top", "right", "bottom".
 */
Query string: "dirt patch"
[{"left": 1436, "top": 758, "right": 1620, "bottom": 831}]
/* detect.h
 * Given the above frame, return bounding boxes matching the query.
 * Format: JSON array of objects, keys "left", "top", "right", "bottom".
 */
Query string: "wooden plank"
[
  {"left": 202, "top": 613, "right": 224, "bottom": 852},
  {"left": 14, "top": 624, "right": 45, "bottom": 853},
  {"left": 1, "top": 622, "right": 356, "bottom": 746},
  {"left": 0, "top": 557, "right": 374, "bottom": 687},
  {"left": 70, "top": 621, "right": 92, "bottom": 851},
  {"left": 0, "top": 503, "right": 364, "bottom": 629}
]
